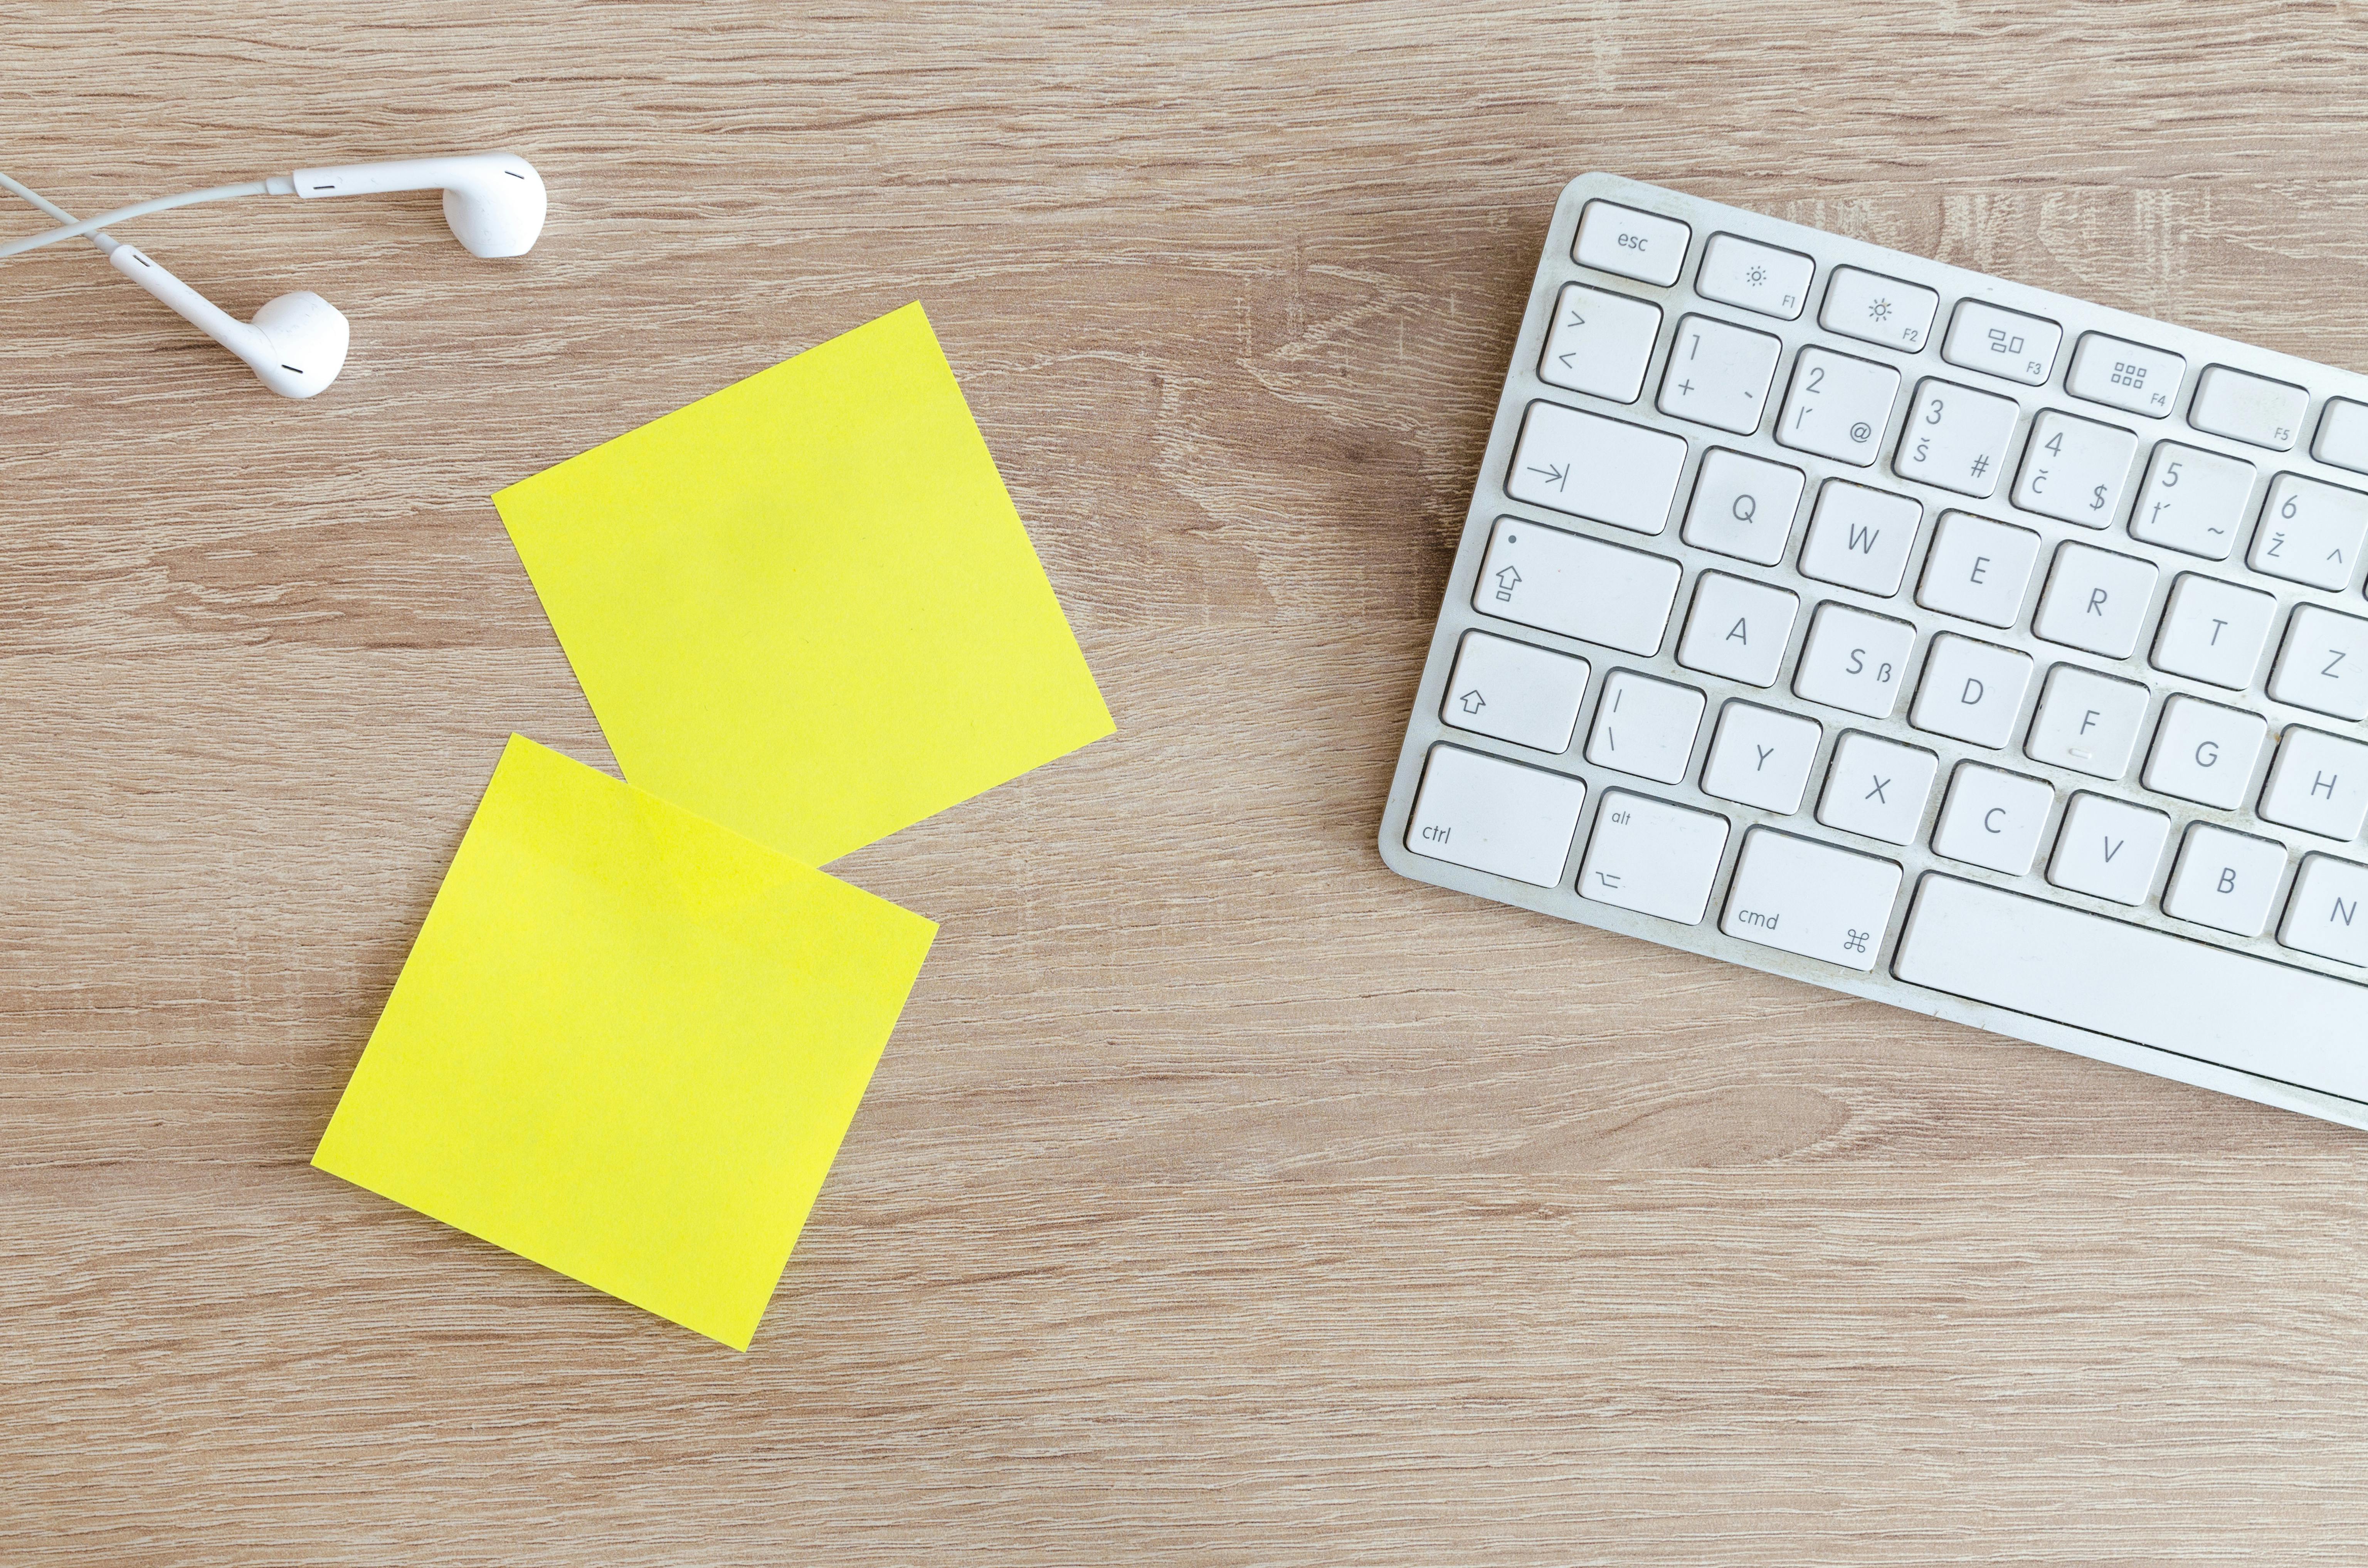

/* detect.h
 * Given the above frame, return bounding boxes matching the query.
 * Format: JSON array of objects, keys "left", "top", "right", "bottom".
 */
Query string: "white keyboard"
[{"left": 1379, "top": 173, "right": 2368, "bottom": 1129}]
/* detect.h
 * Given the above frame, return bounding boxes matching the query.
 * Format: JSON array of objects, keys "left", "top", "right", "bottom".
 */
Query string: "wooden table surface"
[{"left": 11, "top": 3, "right": 2368, "bottom": 1561}]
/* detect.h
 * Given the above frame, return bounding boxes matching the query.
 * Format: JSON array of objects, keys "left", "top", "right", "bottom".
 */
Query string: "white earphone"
[{"left": 0, "top": 151, "right": 547, "bottom": 400}]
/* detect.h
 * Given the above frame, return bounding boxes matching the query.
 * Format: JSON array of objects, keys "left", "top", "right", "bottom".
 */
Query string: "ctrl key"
[
  {"left": 1719, "top": 827, "right": 1903, "bottom": 972},
  {"left": 1405, "top": 744, "right": 1588, "bottom": 888}
]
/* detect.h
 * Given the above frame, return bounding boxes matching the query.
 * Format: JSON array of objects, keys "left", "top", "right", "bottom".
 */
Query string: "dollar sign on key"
[{"left": 2091, "top": 484, "right": 2108, "bottom": 510}]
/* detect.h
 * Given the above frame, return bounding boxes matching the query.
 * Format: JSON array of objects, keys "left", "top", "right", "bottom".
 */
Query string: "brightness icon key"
[{"left": 1820, "top": 266, "right": 1939, "bottom": 353}]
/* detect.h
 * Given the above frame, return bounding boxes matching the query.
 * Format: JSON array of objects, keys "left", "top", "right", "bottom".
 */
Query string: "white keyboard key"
[
  {"left": 2187, "top": 365, "right": 2307, "bottom": 452},
  {"left": 2023, "top": 663, "right": 2151, "bottom": 779},
  {"left": 1657, "top": 314, "right": 1781, "bottom": 435},
  {"left": 1892, "top": 378, "right": 2019, "bottom": 498},
  {"left": 1701, "top": 701, "right": 1823, "bottom": 814},
  {"left": 2149, "top": 573, "right": 2276, "bottom": 690},
  {"left": 2270, "top": 605, "right": 2368, "bottom": 722},
  {"left": 1506, "top": 402, "right": 1688, "bottom": 534},
  {"left": 1720, "top": 827, "right": 1901, "bottom": 971},
  {"left": 2259, "top": 726, "right": 2368, "bottom": 842},
  {"left": 2048, "top": 792, "right": 2173, "bottom": 905},
  {"left": 1406, "top": 745, "right": 1588, "bottom": 886},
  {"left": 1816, "top": 731, "right": 1938, "bottom": 846},
  {"left": 2281, "top": 854, "right": 2368, "bottom": 966},
  {"left": 2143, "top": 693, "right": 2267, "bottom": 810},
  {"left": 2032, "top": 542, "right": 2159, "bottom": 659},
  {"left": 1940, "top": 299, "right": 2062, "bottom": 386},
  {"left": 2011, "top": 409, "right": 2137, "bottom": 529},
  {"left": 1585, "top": 670, "right": 1706, "bottom": 784},
  {"left": 2312, "top": 398, "right": 2368, "bottom": 476},
  {"left": 1574, "top": 200, "right": 1690, "bottom": 287},
  {"left": 1579, "top": 790, "right": 1731, "bottom": 923},
  {"left": 1681, "top": 448, "right": 1806, "bottom": 566},
  {"left": 1915, "top": 510, "right": 2041, "bottom": 628},
  {"left": 1694, "top": 232, "right": 1813, "bottom": 321},
  {"left": 2126, "top": 441, "right": 2256, "bottom": 561},
  {"left": 1675, "top": 572, "right": 1799, "bottom": 687},
  {"left": 1819, "top": 266, "right": 1939, "bottom": 354},
  {"left": 2248, "top": 474, "right": 2368, "bottom": 592},
  {"left": 1910, "top": 633, "right": 2033, "bottom": 749},
  {"left": 2065, "top": 331, "right": 2185, "bottom": 419},
  {"left": 1537, "top": 282, "right": 1663, "bottom": 404},
  {"left": 1895, "top": 876, "right": 2368, "bottom": 1101},
  {"left": 2163, "top": 824, "right": 2288, "bottom": 938},
  {"left": 1796, "top": 479, "right": 1922, "bottom": 595},
  {"left": 1476, "top": 517, "right": 1682, "bottom": 655},
  {"left": 1792, "top": 602, "right": 1917, "bottom": 718},
  {"left": 1776, "top": 347, "right": 1900, "bottom": 467},
  {"left": 1441, "top": 631, "right": 1590, "bottom": 753},
  {"left": 1930, "top": 762, "right": 2054, "bottom": 876}
]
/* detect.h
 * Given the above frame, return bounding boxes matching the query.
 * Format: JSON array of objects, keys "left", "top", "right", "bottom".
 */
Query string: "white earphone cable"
[
  {"left": 0, "top": 171, "right": 119, "bottom": 253},
  {"left": 0, "top": 180, "right": 279, "bottom": 262}
]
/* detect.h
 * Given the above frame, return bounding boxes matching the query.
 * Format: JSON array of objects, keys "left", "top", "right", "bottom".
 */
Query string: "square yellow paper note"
[
  {"left": 313, "top": 736, "right": 937, "bottom": 1350},
  {"left": 493, "top": 302, "right": 1114, "bottom": 867}
]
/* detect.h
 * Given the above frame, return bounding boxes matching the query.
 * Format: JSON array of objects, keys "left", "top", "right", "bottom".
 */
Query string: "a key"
[
  {"left": 1574, "top": 200, "right": 1690, "bottom": 287},
  {"left": 2312, "top": 398, "right": 2368, "bottom": 476},
  {"left": 1693, "top": 233, "right": 1813, "bottom": 321},
  {"left": 2149, "top": 573, "right": 2276, "bottom": 690},
  {"left": 2280, "top": 854, "right": 2368, "bottom": 966},
  {"left": 1796, "top": 479, "right": 1922, "bottom": 596},
  {"left": 1819, "top": 266, "right": 1939, "bottom": 354},
  {"left": 1537, "top": 282, "right": 1664, "bottom": 405},
  {"left": 1475, "top": 517, "right": 1682, "bottom": 656},
  {"left": 2031, "top": 542, "right": 2160, "bottom": 659},
  {"left": 1440, "top": 631, "right": 1590, "bottom": 753},
  {"left": 1585, "top": 670, "right": 1707, "bottom": 784},
  {"left": 1675, "top": 571, "right": 1799, "bottom": 687},
  {"left": 2188, "top": 365, "right": 2308, "bottom": 452},
  {"left": 1896, "top": 876, "right": 2368, "bottom": 1100},
  {"left": 2247, "top": 474, "right": 2368, "bottom": 593},
  {"left": 1792, "top": 602, "right": 1917, "bottom": 719},
  {"left": 2011, "top": 409, "right": 2137, "bottom": 529},
  {"left": 2065, "top": 331, "right": 2185, "bottom": 419},
  {"left": 1657, "top": 314, "right": 1782, "bottom": 435},
  {"left": 1940, "top": 300, "right": 2062, "bottom": 387},
  {"left": 1930, "top": 761, "right": 2055, "bottom": 877},
  {"left": 1915, "top": 510, "right": 2042, "bottom": 629},
  {"left": 2269, "top": 605, "right": 2368, "bottom": 722},
  {"left": 1405, "top": 744, "right": 1588, "bottom": 887},
  {"left": 1700, "top": 701, "right": 1823, "bottom": 814},
  {"left": 1506, "top": 401, "right": 1689, "bottom": 534},
  {"left": 2258, "top": 726, "right": 2368, "bottom": 842},
  {"left": 1909, "top": 633, "right": 2033, "bottom": 749},
  {"left": 2163, "top": 824, "right": 2289, "bottom": 938},
  {"left": 2126, "top": 442, "right": 2256, "bottom": 561},
  {"left": 1681, "top": 448, "right": 1807, "bottom": 566},
  {"left": 2023, "top": 663, "right": 2152, "bottom": 779},
  {"left": 2143, "top": 693, "right": 2268, "bottom": 810},
  {"left": 2047, "top": 792, "right": 2173, "bottom": 905},
  {"left": 1578, "top": 790, "right": 1732, "bottom": 924},
  {"left": 1777, "top": 346, "right": 1900, "bottom": 467},
  {"left": 1891, "top": 377, "right": 2019, "bottom": 499},
  {"left": 1719, "top": 827, "right": 1902, "bottom": 972},
  {"left": 1815, "top": 731, "right": 1938, "bottom": 846}
]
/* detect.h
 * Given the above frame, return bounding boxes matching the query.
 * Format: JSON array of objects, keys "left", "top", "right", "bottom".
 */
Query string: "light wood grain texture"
[{"left": 9, "top": 2, "right": 2368, "bottom": 1561}]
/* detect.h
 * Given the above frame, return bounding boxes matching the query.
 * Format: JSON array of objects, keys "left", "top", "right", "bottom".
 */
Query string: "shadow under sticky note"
[
  {"left": 312, "top": 736, "right": 937, "bottom": 1351},
  {"left": 493, "top": 302, "right": 1115, "bottom": 868}
]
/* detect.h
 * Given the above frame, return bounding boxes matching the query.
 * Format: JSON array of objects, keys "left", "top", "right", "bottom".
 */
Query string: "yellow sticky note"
[
  {"left": 313, "top": 735, "right": 937, "bottom": 1350},
  {"left": 493, "top": 302, "right": 1114, "bottom": 867}
]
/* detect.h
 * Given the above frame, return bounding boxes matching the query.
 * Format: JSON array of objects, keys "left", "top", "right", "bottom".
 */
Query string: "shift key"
[{"left": 1720, "top": 827, "right": 1903, "bottom": 971}]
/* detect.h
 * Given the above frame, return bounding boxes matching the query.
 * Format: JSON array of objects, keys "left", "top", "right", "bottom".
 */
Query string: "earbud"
[
  {"left": 108, "top": 244, "right": 350, "bottom": 399},
  {"left": 287, "top": 152, "right": 547, "bottom": 258}
]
